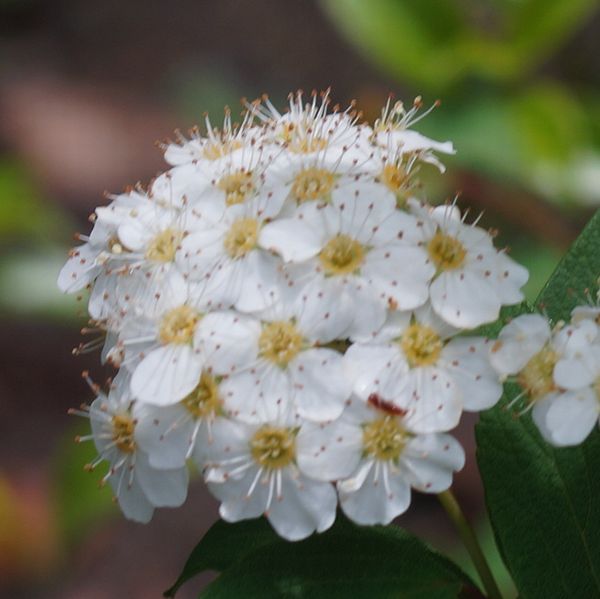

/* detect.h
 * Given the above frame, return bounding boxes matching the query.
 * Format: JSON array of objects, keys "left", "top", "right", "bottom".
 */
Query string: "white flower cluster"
[
  {"left": 490, "top": 301, "right": 600, "bottom": 447},
  {"left": 59, "top": 93, "right": 529, "bottom": 540}
]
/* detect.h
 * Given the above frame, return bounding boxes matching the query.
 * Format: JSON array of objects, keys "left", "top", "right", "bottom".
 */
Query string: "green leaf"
[
  {"left": 319, "top": 0, "right": 596, "bottom": 91},
  {"left": 476, "top": 210, "right": 600, "bottom": 598},
  {"left": 164, "top": 518, "right": 278, "bottom": 597},
  {"left": 166, "top": 516, "right": 477, "bottom": 598},
  {"left": 535, "top": 209, "right": 600, "bottom": 319}
]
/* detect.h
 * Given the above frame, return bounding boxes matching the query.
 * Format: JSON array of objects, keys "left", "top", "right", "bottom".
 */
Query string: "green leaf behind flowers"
[
  {"left": 165, "top": 515, "right": 479, "bottom": 598},
  {"left": 476, "top": 210, "right": 600, "bottom": 598}
]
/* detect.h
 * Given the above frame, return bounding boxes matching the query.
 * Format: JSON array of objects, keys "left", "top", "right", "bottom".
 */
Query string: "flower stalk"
[{"left": 438, "top": 489, "right": 503, "bottom": 599}]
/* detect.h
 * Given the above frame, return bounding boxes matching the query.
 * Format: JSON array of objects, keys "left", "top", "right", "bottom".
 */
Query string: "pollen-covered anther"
[
  {"left": 259, "top": 321, "right": 303, "bottom": 367},
  {"left": 203, "top": 139, "right": 243, "bottom": 161},
  {"left": 217, "top": 171, "right": 255, "bottom": 206},
  {"left": 427, "top": 231, "right": 466, "bottom": 271},
  {"left": 145, "top": 228, "right": 183, "bottom": 263},
  {"left": 319, "top": 234, "right": 365, "bottom": 275},
  {"left": 380, "top": 163, "right": 408, "bottom": 194},
  {"left": 517, "top": 347, "right": 558, "bottom": 401},
  {"left": 223, "top": 218, "right": 259, "bottom": 259},
  {"left": 291, "top": 167, "right": 335, "bottom": 202},
  {"left": 287, "top": 135, "right": 328, "bottom": 154},
  {"left": 182, "top": 371, "right": 221, "bottom": 418},
  {"left": 400, "top": 323, "right": 444, "bottom": 367},
  {"left": 159, "top": 305, "right": 200, "bottom": 345},
  {"left": 250, "top": 425, "right": 296, "bottom": 469},
  {"left": 363, "top": 416, "right": 409, "bottom": 461},
  {"left": 111, "top": 413, "right": 136, "bottom": 453}
]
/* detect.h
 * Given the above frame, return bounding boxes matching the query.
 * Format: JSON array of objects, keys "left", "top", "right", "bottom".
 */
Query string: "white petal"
[
  {"left": 402, "top": 433, "right": 465, "bottom": 492},
  {"left": 234, "top": 250, "right": 282, "bottom": 312},
  {"left": 296, "top": 420, "right": 363, "bottom": 481},
  {"left": 57, "top": 244, "right": 100, "bottom": 293},
  {"left": 343, "top": 343, "right": 407, "bottom": 401},
  {"left": 134, "top": 403, "right": 195, "bottom": 469},
  {"left": 267, "top": 470, "right": 337, "bottom": 540},
  {"left": 131, "top": 345, "right": 203, "bottom": 406},
  {"left": 198, "top": 311, "right": 261, "bottom": 375},
  {"left": 430, "top": 270, "right": 500, "bottom": 328},
  {"left": 220, "top": 366, "right": 291, "bottom": 423},
  {"left": 553, "top": 349, "right": 600, "bottom": 390},
  {"left": 292, "top": 274, "right": 354, "bottom": 343},
  {"left": 135, "top": 451, "right": 189, "bottom": 507},
  {"left": 532, "top": 389, "right": 599, "bottom": 447},
  {"left": 495, "top": 252, "right": 528, "bottom": 303},
  {"left": 489, "top": 314, "right": 551, "bottom": 375},
  {"left": 442, "top": 338, "right": 503, "bottom": 411},
  {"left": 289, "top": 349, "right": 351, "bottom": 421},
  {"left": 397, "top": 367, "right": 462, "bottom": 433},
  {"left": 259, "top": 210, "right": 327, "bottom": 262},
  {"left": 344, "top": 283, "right": 388, "bottom": 341},
  {"left": 208, "top": 466, "right": 269, "bottom": 522},
  {"left": 363, "top": 246, "right": 433, "bottom": 310},
  {"left": 338, "top": 461, "right": 411, "bottom": 525},
  {"left": 108, "top": 469, "right": 155, "bottom": 523}
]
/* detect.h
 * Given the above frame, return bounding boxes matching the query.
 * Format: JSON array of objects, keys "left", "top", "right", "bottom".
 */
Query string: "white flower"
[
  {"left": 260, "top": 183, "right": 434, "bottom": 339},
  {"left": 134, "top": 370, "right": 225, "bottom": 469},
  {"left": 254, "top": 91, "right": 368, "bottom": 161},
  {"left": 163, "top": 110, "right": 262, "bottom": 167},
  {"left": 204, "top": 413, "right": 337, "bottom": 541},
  {"left": 297, "top": 397, "right": 464, "bottom": 525},
  {"left": 344, "top": 306, "right": 502, "bottom": 433},
  {"left": 76, "top": 371, "right": 188, "bottom": 523},
  {"left": 177, "top": 201, "right": 285, "bottom": 313},
  {"left": 120, "top": 278, "right": 209, "bottom": 406},
  {"left": 491, "top": 311, "right": 600, "bottom": 446},
  {"left": 410, "top": 200, "right": 529, "bottom": 328},
  {"left": 372, "top": 98, "right": 455, "bottom": 172},
  {"left": 490, "top": 313, "right": 597, "bottom": 397},
  {"left": 198, "top": 307, "right": 351, "bottom": 422},
  {"left": 489, "top": 313, "right": 552, "bottom": 376}
]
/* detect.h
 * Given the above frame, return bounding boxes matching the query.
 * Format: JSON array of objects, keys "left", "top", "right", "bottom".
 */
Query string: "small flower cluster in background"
[
  {"left": 59, "top": 92, "right": 531, "bottom": 540},
  {"left": 491, "top": 298, "right": 600, "bottom": 447}
]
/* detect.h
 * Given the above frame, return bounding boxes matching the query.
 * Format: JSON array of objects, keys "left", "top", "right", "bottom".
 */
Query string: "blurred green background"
[{"left": 0, "top": 1, "right": 598, "bottom": 597}]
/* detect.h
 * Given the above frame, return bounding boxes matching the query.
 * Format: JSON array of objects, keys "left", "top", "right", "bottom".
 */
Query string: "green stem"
[{"left": 438, "top": 489, "right": 503, "bottom": 599}]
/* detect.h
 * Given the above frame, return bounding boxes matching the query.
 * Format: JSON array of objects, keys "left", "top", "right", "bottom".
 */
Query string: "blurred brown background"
[{"left": 1, "top": 0, "right": 599, "bottom": 597}]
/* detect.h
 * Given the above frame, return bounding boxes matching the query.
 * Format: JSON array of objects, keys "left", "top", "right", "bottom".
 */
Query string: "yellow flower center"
[
  {"left": 291, "top": 168, "right": 335, "bottom": 202},
  {"left": 288, "top": 136, "right": 328, "bottom": 154},
  {"left": 427, "top": 231, "right": 466, "bottom": 271},
  {"left": 250, "top": 426, "right": 296, "bottom": 469},
  {"left": 400, "top": 323, "right": 444, "bottom": 367},
  {"left": 258, "top": 321, "right": 304, "bottom": 367},
  {"left": 182, "top": 371, "right": 221, "bottom": 418},
  {"left": 145, "top": 228, "right": 183, "bottom": 263},
  {"left": 223, "top": 218, "right": 259, "bottom": 259},
  {"left": 517, "top": 346, "right": 558, "bottom": 401},
  {"left": 363, "top": 416, "right": 409, "bottom": 461},
  {"left": 202, "top": 139, "right": 243, "bottom": 161},
  {"left": 159, "top": 305, "right": 200, "bottom": 345},
  {"left": 217, "top": 171, "right": 255, "bottom": 206},
  {"left": 381, "top": 163, "right": 408, "bottom": 194},
  {"left": 319, "top": 234, "right": 365, "bottom": 276},
  {"left": 111, "top": 414, "right": 136, "bottom": 453}
]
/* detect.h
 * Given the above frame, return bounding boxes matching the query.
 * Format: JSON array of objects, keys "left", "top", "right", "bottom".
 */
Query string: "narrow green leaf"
[
  {"left": 477, "top": 210, "right": 600, "bottom": 598},
  {"left": 166, "top": 516, "right": 477, "bottom": 598}
]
